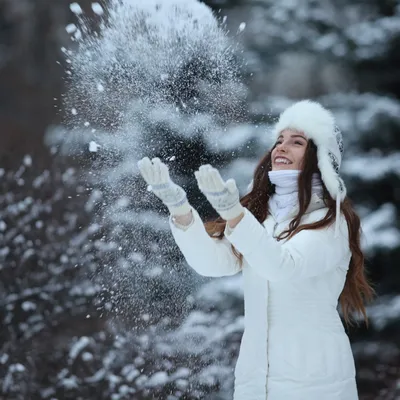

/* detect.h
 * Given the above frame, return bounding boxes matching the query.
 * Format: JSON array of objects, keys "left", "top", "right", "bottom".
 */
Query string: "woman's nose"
[{"left": 276, "top": 142, "right": 287, "bottom": 152}]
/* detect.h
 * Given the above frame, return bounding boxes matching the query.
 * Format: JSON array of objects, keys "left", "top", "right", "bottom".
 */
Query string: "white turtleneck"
[{"left": 268, "top": 170, "right": 323, "bottom": 223}]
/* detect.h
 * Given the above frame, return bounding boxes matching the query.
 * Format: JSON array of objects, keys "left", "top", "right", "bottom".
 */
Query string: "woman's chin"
[{"left": 272, "top": 164, "right": 295, "bottom": 171}]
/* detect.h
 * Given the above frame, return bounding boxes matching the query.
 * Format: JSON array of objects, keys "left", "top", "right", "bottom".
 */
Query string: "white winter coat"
[{"left": 169, "top": 194, "right": 358, "bottom": 400}]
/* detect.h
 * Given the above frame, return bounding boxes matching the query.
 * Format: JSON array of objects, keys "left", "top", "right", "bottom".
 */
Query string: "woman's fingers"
[
  {"left": 194, "top": 170, "right": 204, "bottom": 190},
  {"left": 225, "top": 178, "right": 237, "bottom": 194},
  {"left": 196, "top": 165, "right": 207, "bottom": 191},
  {"left": 210, "top": 169, "right": 225, "bottom": 192},
  {"left": 159, "top": 161, "right": 170, "bottom": 184},
  {"left": 198, "top": 165, "right": 215, "bottom": 191},
  {"left": 138, "top": 157, "right": 170, "bottom": 184},
  {"left": 151, "top": 157, "right": 162, "bottom": 184},
  {"left": 196, "top": 164, "right": 228, "bottom": 192},
  {"left": 137, "top": 157, "right": 153, "bottom": 183}
]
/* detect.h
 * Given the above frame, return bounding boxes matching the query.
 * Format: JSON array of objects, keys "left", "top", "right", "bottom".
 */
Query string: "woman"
[{"left": 137, "top": 100, "right": 374, "bottom": 400}]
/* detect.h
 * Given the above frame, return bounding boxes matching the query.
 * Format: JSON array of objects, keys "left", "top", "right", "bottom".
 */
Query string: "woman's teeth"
[{"left": 275, "top": 157, "right": 291, "bottom": 164}]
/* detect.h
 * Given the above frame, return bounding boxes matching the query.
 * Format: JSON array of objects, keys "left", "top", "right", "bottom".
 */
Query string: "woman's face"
[{"left": 271, "top": 129, "right": 308, "bottom": 171}]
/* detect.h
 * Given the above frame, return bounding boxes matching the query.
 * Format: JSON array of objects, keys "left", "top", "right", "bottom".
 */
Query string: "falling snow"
[
  {"left": 91, "top": 2, "right": 104, "bottom": 15},
  {"left": 70, "top": 2, "right": 83, "bottom": 15}
]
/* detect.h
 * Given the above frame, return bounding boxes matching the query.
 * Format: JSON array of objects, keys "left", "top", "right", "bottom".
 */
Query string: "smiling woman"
[{"left": 138, "top": 99, "right": 375, "bottom": 400}]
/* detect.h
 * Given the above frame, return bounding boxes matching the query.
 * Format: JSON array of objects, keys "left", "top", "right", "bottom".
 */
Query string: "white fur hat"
[{"left": 273, "top": 100, "right": 346, "bottom": 203}]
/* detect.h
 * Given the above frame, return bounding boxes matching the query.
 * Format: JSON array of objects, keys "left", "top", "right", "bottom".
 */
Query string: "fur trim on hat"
[{"left": 273, "top": 100, "right": 335, "bottom": 150}]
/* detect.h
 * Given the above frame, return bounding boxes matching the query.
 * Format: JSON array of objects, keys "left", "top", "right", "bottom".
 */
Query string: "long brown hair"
[{"left": 204, "top": 140, "right": 375, "bottom": 325}]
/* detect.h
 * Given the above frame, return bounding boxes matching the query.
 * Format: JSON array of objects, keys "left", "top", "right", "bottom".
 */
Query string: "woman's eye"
[{"left": 295, "top": 141, "right": 303, "bottom": 145}]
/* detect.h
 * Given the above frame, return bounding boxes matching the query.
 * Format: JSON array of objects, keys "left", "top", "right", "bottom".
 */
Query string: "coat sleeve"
[
  {"left": 224, "top": 208, "right": 350, "bottom": 281},
  {"left": 169, "top": 208, "right": 242, "bottom": 277}
]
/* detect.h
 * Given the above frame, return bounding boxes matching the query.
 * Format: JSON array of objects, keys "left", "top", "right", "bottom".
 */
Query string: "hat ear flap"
[
  {"left": 317, "top": 147, "right": 347, "bottom": 202},
  {"left": 334, "top": 125, "right": 344, "bottom": 157}
]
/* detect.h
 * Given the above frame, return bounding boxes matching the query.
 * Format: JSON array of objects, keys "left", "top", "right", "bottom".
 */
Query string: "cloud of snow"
[{"left": 50, "top": 0, "right": 248, "bottom": 334}]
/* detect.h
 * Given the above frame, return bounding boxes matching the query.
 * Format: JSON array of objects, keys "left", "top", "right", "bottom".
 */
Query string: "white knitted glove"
[
  {"left": 194, "top": 164, "right": 244, "bottom": 221},
  {"left": 137, "top": 157, "right": 192, "bottom": 216}
]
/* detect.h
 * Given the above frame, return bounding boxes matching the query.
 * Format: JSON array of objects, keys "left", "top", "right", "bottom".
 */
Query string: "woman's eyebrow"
[
  {"left": 290, "top": 134, "right": 307, "bottom": 140},
  {"left": 277, "top": 134, "right": 306, "bottom": 140}
]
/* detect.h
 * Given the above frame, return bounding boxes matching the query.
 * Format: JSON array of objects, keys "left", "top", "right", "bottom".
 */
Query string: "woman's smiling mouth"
[{"left": 274, "top": 157, "right": 292, "bottom": 165}]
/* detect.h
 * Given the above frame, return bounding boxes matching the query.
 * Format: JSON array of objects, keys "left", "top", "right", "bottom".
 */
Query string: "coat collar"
[{"left": 268, "top": 193, "right": 326, "bottom": 225}]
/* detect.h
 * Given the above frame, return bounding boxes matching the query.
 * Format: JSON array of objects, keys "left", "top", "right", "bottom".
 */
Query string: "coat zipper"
[
  {"left": 267, "top": 212, "right": 279, "bottom": 238},
  {"left": 273, "top": 222, "right": 278, "bottom": 237}
]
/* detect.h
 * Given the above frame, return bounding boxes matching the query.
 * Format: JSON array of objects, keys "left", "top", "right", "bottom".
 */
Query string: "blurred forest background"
[{"left": 0, "top": 0, "right": 399, "bottom": 399}]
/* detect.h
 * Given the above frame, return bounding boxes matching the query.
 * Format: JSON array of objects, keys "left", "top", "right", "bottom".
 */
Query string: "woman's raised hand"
[
  {"left": 137, "top": 157, "right": 192, "bottom": 217},
  {"left": 194, "top": 164, "right": 244, "bottom": 221}
]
